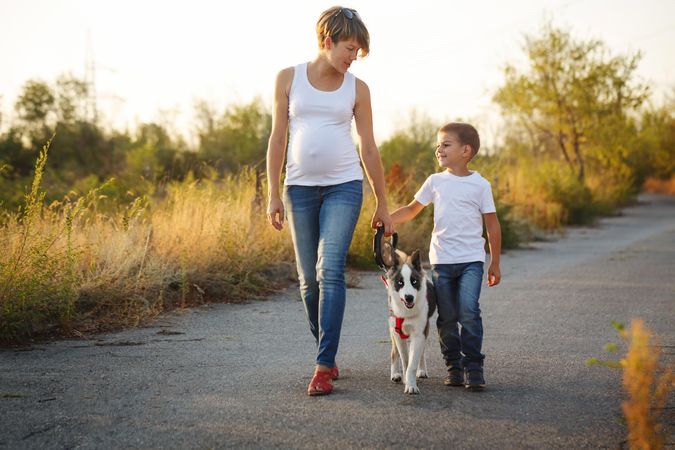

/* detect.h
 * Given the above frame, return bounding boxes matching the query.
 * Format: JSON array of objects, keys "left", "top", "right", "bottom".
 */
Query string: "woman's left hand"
[{"left": 371, "top": 205, "right": 394, "bottom": 236}]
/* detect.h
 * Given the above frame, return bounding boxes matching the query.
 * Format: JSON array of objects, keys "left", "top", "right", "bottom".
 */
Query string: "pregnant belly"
[{"left": 289, "top": 132, "right": 358, "bottom": 178}]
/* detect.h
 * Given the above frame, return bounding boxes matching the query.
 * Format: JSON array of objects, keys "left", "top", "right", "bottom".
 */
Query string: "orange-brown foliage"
[
  {"left": 643, "top": 176, "right": 675, "bottom": 195},
  {"left": 621, "top": 319, "right": 674, "bottom": 450}
]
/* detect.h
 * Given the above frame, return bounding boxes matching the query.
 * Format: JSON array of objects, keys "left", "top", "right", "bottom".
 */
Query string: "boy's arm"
[
  {"left": 484, "top": 212, "right": 502, "bottom": 286},
  {"left": 390, "top": 200, "right": 426, "bottom": 226}
]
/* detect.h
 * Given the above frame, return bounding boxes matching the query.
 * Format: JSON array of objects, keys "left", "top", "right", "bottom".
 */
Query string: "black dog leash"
[{"left": 373, "top": 226, "right": 398, "bottom": 270}]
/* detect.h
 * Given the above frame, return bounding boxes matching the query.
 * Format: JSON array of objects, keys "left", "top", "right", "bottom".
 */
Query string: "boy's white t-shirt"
[{"left": 414, "top": 171, "right": 496, "bottom": 265}]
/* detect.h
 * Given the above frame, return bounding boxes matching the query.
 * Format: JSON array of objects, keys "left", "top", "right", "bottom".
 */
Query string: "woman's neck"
[
  {"left": 310, "top": 55, "right": 339, "bottom": 78},
  {"left": 308, "top": 55, "right": 344, "bottom": 91}
]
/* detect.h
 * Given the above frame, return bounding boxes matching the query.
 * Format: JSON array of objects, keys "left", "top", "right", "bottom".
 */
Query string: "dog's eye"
[
  {"left": 396, "top": 279, "right": 404, "bottom": 287},
  {"left": 411, "top": 278, "right": 418, "bottom": 286}
]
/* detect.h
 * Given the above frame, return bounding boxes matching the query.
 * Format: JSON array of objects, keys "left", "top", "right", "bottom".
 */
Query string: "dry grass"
[
  {"left": 82, "top": 170, "right": 294, "bottom": 321},
  {"left": 0, "top": 163, "right": 297, "bottom": 344},
  {"left": 620, "top": 319, "right": 674, "bottom": 450},
  {"left": 498, "top": 164, "right": 566, "bottom": 230},
  {"left": 588, "top": 320, "right": 674, "bottom": 449}
]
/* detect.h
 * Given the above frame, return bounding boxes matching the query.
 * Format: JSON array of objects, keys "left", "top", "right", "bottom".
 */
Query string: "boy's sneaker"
[
  {"left": 443, "top": 368, "right": 464, "bottom": 386},
  {"left": 465, "top": 369, "right": 485, "bottom": 391}
]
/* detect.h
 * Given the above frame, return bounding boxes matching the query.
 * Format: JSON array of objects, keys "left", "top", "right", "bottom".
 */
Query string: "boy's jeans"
[
  {"left": 284, "top": 180, "right": 362, "bottom": 368},
  {"left": 431, "top": 261, "right": 485, "bottom": 372}
]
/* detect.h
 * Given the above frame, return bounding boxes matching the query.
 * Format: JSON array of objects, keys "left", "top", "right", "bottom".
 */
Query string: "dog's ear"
[
  {"left": 411, "top": 250, "right": 422, "bottom": 271},
  {"left": 382, "top": 241, "right": 395, "bottom": 268},
  {"left": 394, "top": 250, "right": 406, "bottom": 268}
]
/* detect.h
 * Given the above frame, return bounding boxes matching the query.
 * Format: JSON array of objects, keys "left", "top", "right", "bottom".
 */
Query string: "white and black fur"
[{"left": 381, "top": 242, "right": 437, "bottom": 394}]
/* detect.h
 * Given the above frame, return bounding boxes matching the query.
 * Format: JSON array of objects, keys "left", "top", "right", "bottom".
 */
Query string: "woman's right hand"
[{"left": 267, "top": 196, "right": 285, "bottom": 231}]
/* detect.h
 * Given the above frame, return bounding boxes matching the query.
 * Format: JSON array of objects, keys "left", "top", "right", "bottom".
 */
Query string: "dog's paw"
[
  {"left": 404, "top": 384, "right": 420, "bottom": 395},
  {"left": 391, "top": 373, "right": 402, "bottom": 383},
  {"left": 416, "top": 370, "right": 428, "bottom": 379}
]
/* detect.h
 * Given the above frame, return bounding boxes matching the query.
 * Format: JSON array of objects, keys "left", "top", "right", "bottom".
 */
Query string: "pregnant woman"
[{"left": 266, "top": 6, "right": 393, "bottom": 396}]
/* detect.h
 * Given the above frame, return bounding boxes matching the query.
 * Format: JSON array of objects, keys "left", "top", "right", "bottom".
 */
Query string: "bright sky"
[{"left": 1, "top": 0, "right": 674, "bottom": 148}]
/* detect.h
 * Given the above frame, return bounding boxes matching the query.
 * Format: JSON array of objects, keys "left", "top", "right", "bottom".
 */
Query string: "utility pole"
[{"left": 84, "top": 30, "right": 98, "bottom": 124}]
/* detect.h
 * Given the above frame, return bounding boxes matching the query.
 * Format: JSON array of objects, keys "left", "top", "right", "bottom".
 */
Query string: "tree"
[
  {"left": 494, "top": 22, "right": 649, "bottom": 182},
  {"left": 55, "top": 74, "right": 89, "bottom": 124},
  {"left": 195, "top": 98, "right": 271, "bottom": 174},
  {"left": 379, "top": 110, "right": 438, "bottom": 181},
  {"left": 131, "top": 122, "right": 183, "bottom": 180},
  {"left": 635, "top": 97, "right": 675, "bottom": 181},
  {"left": 14, "top": 80, "right": 56, "bottom": 143}
]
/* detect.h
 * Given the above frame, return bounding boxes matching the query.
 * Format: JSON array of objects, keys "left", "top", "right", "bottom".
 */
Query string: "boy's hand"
[{"left": 487, "top": 263, "right": 501, "bottom": 287}]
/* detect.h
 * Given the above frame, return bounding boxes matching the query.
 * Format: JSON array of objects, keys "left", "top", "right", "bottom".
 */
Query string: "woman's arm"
[
  {"left": 390, "top": 199, "right": 426, "bottom": 225},
  {"left": 266, "top": 67, "right": 293, "bottom": 231},
  {"left": 354, "top": 78, "right": 394, "bottom": 235},
  {"left": 483, "top": 212, "right": 502, "bottom": 286}
]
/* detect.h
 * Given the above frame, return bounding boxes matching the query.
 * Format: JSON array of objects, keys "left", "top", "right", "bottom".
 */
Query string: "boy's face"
[{"left": 435, "top": 131, "right": 471, "bottom": 168}]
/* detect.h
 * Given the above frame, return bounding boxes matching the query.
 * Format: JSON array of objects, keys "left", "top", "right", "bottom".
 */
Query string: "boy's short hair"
[
  {"left": 316, "top": 6, "right": 370, "bottom": 57},
  {"left": 439, "top": 122, "right": 480, "bottom": 158}
]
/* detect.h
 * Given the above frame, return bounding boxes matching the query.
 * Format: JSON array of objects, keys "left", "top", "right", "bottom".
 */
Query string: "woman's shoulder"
[
  {"left": 354, "top": 76, "right": 368, "bottom": 90},
  {"left": 275, "top": 66, "right": 297, "bottom": 94},
  {"left": 278, "top": 61, "right": 309, "bottom": 77},
  {"left": 276, "top": 66, "right": 296, "bottom": 80},
  {"left": 354, "top": 76, "right": 370, "bottom": 103}
]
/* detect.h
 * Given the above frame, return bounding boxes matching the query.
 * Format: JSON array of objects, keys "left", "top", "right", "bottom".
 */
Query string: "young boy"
[{"left": 390, "top": 122, "right": 501, "bottom": 390}]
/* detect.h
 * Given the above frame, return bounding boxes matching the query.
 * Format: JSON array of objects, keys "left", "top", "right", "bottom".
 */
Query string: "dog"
[{"left": 380, "top": 242, "right": 436, "bottom": 394}]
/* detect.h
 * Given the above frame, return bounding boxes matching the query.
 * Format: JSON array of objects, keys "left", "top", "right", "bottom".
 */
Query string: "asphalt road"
[{"left": 1, "top": 194, "right": 674, "bottom": 449}]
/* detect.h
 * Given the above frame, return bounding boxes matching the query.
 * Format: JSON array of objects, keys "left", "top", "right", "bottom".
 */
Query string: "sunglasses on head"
[{"left": 333, "top": 7, "right": 359, "bottom": 20}]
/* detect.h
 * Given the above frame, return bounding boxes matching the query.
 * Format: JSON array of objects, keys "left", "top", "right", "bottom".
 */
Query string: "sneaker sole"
[
  {"left": 444, "top": 380, "right": 465, "bottom": 386},
  {"left": 465, "top": 384, "right": 485, "bottom": 391},
  {"left": 308, "top": 389, "right": 332, "bottom": 396}
]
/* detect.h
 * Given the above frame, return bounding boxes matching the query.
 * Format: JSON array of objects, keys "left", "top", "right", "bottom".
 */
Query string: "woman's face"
[{"left": 327, "top": 38, "right": 361, "bottom": 73}]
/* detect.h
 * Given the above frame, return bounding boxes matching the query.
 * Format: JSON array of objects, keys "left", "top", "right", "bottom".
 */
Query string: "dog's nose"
[{"left": 404, "top": 294, "right": 414, "bottom": 304}]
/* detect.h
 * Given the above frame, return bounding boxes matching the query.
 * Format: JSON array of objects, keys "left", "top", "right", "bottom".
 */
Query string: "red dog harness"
[
  {"left": 383, "top": 275, "right": 410, "bottom": 340},
  {"left": 394, "top": 316, "right": 410, "bottom": 340}
]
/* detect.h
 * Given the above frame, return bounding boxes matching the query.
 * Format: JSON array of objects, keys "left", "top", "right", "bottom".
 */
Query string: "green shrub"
[{"left": 0, "top": 139, "right": 80, "bottom": 343}]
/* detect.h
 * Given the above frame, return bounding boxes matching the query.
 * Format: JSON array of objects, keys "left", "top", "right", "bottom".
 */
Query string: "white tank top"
[{"left": 284, "top": 62, "right": 363, "bottom": 186}]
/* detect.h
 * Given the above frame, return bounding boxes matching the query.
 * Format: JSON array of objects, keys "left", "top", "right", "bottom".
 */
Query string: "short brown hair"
[
  {"left": 439, "top": 122, "right": 480, "bottom": 157},
  {"left": 316, "top": 6, "right": 370, "bottom": 57}
]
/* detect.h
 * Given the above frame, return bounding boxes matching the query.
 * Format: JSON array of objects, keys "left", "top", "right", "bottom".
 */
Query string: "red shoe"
[
  {"left": 307, "top": 369, "right": 334, "bottom": 396},
  {"left": 330, "top": 365, "right": 339, "bottom": 380}
]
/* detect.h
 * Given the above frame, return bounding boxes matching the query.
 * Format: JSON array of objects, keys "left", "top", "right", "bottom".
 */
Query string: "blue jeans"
[
  {"left": 284, "top": 180, "right": 363, "bottom": 368},
  {"left": 431, "top": 262, "right": 485, "bottom": 371}
]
